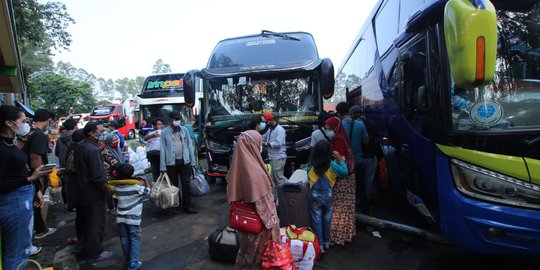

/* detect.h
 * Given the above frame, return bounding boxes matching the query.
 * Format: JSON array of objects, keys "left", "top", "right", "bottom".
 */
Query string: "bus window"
[
  {"left": 400, "top": 36, "right": 429, "bottom": 136},
  {"left": 375, "top": 0, "right": 399, "bottom": 54},
  {"left": 399, "top": 0, "right": 426, "bottom": 31}
]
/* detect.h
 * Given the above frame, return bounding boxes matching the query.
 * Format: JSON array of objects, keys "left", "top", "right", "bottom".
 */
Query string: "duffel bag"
[
  {"left": 208, "top": 226, "right": 239, "bottom": 263},
  {"left": 190, "top": 168, "right": 210, "bottom": 196},
  {"left": 150, "top": 173, "right": 179, "bottom": 209}
]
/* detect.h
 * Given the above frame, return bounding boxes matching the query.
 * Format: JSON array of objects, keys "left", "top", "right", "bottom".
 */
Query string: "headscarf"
[
  {"left": 104, "top": 133, "right": 124, "bottom": 164},
  {"left": 227, "top": 130, "right": 273, "bottom": 203},
  {"left": 325, "top": 116, "right": 350, "bottom": 157}
]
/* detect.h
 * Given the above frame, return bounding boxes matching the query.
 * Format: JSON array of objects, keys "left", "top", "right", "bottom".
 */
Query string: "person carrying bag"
[{"left": 150, "top": 172, "right": 179, "bottom": 209}]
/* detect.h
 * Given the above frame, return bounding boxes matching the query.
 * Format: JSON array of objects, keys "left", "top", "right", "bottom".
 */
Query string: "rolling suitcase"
[
  {"left": 277, "top": 179, "right": 311, "bottom": 228},
  {"left": 208, "top": 226, "right": 239, "bottom": 263}
]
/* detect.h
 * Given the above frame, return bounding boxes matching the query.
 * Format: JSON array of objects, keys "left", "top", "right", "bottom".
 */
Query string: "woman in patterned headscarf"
[
  {"left": 227, "top": 130, "right": 280, "bottom": 269},
  {"left": 324, "top": 116, "right": 356, "bottom": 245}
]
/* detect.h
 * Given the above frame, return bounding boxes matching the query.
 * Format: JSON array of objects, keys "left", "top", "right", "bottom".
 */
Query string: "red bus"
[{"left": 86, "top": 104, "right": 136, "bottom": 139}]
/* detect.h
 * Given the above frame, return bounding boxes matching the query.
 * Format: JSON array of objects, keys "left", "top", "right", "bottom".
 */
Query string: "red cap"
[{"left": 263, "top": 113, "right": 275, "bottom": 121}]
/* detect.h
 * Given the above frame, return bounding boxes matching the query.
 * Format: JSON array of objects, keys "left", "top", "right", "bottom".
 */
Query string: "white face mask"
[
  {"left": 14, "top": 122, "right": 31, "bottom": 136},
  {"left": 172, "top": 120, "right": 182, "bottom": 127}
]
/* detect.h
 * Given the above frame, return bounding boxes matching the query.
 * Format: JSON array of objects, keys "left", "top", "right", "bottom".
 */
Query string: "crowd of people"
[
  {"left": 1, "top": 101, "right": 379, "bottom": 269},
  {"left": 228, "top": 102, "right": 380, "bottom": 269}
]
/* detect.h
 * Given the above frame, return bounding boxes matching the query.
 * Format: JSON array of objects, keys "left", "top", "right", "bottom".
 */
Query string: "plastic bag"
[
  {"left": 190, "top": 169, "right": 210, "bottom": 196},
  {"left": 261, "top": 241, "right": 296, "bottom": 270}
]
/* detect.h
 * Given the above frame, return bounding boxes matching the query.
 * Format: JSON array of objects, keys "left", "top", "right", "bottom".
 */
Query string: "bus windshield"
[
  {"left": 452, "top": 3, "right": 540, "bottom": 132},
  {"left": 205, "top": 75, "right": 317, "bottom": 124},
  {"left": 140, "top": 103, "right": 193, "bottom": 127}
]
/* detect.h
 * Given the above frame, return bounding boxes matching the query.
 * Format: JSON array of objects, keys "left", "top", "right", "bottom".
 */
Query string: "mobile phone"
[{"left": 41, "top": 164, "right": 56, "bottom": 171}]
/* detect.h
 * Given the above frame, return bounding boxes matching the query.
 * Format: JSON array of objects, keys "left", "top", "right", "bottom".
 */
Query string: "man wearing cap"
[
  {"left": 23, "top": 109, "right": 57, "bottom": 243},
  {"left": 160, "top": 111, "right": 197, "bottom": 214},
  {"left": 262, "top": 113, "right": 287, "bottom": 186}
]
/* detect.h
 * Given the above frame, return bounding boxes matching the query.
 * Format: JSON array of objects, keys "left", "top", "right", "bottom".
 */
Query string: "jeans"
[
  {"left": 0, "top": 184, "right": 34, "bottom": 270},
  {"left": 117, "top": 223, "right": 142, "bottom": 264},
  {"left": 308, "top": 188, "right": 333, "bottom": 247}
]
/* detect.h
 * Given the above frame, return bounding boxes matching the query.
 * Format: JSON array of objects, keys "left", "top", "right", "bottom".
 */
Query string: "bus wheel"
[{"left": 128, "top": 129, "right": 135, "bottom": 140}]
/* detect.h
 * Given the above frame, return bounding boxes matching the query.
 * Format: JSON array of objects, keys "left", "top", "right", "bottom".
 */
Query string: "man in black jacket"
[
  {"left": 55, "top": 118, "right": 78, "bottom": 204},
  {"left": 73, "top": 121, "right": 115, "bottom": 263}
]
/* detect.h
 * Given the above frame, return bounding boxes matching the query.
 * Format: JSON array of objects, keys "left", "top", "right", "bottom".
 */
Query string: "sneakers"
[
  {"left": 128, "top": 261, "right": 143, "bottom": 270},
  {"left": 87, "top": 250, "right": 116, "bottom": 264},
  {"left": 29, "top": 245, "right": 42, "bottom": 255},
  {"left": 34, "top": 227, "right": 57, "bottom": 239}
]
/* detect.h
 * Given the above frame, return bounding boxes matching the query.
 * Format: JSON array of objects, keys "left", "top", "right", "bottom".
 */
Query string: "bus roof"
[{"left": 202, "top": 31, "right": 322, "bottom": 78}]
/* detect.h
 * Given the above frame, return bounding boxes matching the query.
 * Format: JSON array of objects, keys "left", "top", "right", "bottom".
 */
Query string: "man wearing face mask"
[
  {"left": 23, "top": 109, "right": 58, "bottom": 242},
  {"left": 73, "top": 121, "right": 116, "bottom": 263},
  {"left": 160, "top": 111, "right": 197, "bottom": 214},
  {"left": 262, "top": 113, "right": 287, "bottom": 186}
]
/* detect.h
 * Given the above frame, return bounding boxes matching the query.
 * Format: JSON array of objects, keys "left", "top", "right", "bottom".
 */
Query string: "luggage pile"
[{"left": 128, "top": 146, "right": 150, "bottom": 176}]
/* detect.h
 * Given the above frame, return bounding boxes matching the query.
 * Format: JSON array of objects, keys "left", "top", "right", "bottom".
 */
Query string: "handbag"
[
  {"left": 208, "top": 226, "right": 240, "bottom": 263},
  {"left": 150, "top": 172, "right": 180, "bottom": 209},
  {"left": 345, "top": 120, "right": 357, "bottom": 175},
  {"left": 190, "top": 168, "right": 210, "bottom": 196},
  {"left": 261, "top": 241, "right": 297, "bottom": 270},
  {"left": 229, "top": 201, "right": 263, "bottom": 234}
]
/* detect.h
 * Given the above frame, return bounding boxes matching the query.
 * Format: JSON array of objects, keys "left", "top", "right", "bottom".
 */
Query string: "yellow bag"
[
  {"left": 285, "top": 224, "right": 316, "bottom": 243},
  {"left": 48, "top": 167, "right": 61, "bottom": 187}
]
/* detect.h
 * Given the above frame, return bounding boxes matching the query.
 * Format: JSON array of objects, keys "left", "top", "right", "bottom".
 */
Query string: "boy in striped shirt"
[{"left": 113, "top": 164, "right": 150, "bottom": 270}]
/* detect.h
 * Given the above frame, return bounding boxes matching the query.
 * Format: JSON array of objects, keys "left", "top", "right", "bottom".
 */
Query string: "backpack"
[{"left": 66, "top": 149, "right": 76, "bottom": 174}]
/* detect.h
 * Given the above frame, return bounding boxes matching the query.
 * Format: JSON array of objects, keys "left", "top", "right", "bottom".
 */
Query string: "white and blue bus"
[{"left": 337, "top": 0, "right": 540, "bottom": 254}]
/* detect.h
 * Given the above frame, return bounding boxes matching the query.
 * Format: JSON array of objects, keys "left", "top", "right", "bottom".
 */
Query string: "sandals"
[{"left": 87, "top": 250, "right": 116, "bottom": 264}]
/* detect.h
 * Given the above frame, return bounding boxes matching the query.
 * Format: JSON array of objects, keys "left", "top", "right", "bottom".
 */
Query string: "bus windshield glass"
[
  {"left": 91, "top": 106, "right": 115, "bottom": 116},
  {"left": 208, "top": 33, "right": 318, "bottom": 69},
  {"left": 140, "top": 103, "right": 194, "bottom": 127},
  {"left": 142, "top": 74, "right": 184, "bottom": 94},
  {"left": 452, "top": 3, "right": 540, "bottom": 132},
  {"left": 205, "top": 75, "right": 317, "bottom": 124}
]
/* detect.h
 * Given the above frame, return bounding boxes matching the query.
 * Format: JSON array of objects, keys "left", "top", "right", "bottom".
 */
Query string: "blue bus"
[{"left": 336, "top": 0, "right": 540, "bottom": 254}]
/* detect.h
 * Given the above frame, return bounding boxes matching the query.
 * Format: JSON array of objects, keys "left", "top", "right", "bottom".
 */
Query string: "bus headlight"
[
  {"left": 206, "top": 139, "right": 231, "bottom": 154},
  {"left": 450, "top": 159, "right": 540, "bottom": 210}
]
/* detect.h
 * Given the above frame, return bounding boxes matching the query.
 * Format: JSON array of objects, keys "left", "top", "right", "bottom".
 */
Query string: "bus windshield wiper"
[
  {"left": 261, "top": 30, "right": 300, "bottom": 41},
  {"left": 279, "top": 116, "right": 311, "bottom": 129},
  {"left": 523, "top": 135, "right": 540, "bottom": 147}
]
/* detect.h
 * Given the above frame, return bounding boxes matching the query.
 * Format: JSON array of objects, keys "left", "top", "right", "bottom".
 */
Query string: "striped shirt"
[{"left": 114, "top": 184, "right": 150, "bottom": 225}]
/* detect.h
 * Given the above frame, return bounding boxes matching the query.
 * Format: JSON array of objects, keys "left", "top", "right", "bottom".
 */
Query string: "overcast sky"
[{"left": 52, "top": 0, "right": 378, "bottom": 81}]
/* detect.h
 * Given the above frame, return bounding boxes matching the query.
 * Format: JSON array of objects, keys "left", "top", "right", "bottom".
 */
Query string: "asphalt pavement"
[{"left": 32, "top": 174, "right": 539, "bottom": 270}]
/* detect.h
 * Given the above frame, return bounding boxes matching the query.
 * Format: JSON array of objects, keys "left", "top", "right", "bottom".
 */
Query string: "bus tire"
[{"left": 128, "top": 129, "right": 136, "bottom": 140}]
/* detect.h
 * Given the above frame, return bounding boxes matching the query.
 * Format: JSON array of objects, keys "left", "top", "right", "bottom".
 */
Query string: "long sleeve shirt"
[
  {"left": 74, "top": 138, "right": 108, "bottom": 204},
  {"left": 159, "top": 126, "right": 196, "bottom": 171},
  {"left": 262, "top": 124, "right": 287, "bottom": 160}
]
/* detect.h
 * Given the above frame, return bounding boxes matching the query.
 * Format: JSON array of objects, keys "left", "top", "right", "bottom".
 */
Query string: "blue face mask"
[
  {"left": 97, "top": 133, "right": 107, "bottom": 141},
  {"left": 326, "top": 131, "right": 335, "bottom": 139},
  {"left": 259, "top": 122, "right": 267, "bottom": 131}
]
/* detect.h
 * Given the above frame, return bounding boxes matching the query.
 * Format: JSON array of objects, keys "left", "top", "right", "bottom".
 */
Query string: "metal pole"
[{"left": 356, "top": 213, "right": 452, "bottom": 245}]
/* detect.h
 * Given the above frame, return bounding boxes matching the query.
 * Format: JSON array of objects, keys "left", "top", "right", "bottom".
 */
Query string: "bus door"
[{"left": 395, "top": 31, "right": 439, "bottom": 224}]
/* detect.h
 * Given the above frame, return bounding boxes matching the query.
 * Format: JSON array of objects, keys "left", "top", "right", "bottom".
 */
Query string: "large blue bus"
[
  {"left": 336, "top": 0, "right": 540, "bottom": 254},
  {"left": 183, "top": 31, "right": 334, "bottom": 179}
]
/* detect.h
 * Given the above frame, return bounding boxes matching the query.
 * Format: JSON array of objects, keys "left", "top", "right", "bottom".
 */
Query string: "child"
[
  {"left": 306, "top": 140, "right": 348, "bottom": 253},
  {"left": 112, "top": 164, "right": 150, "bottom": 270}
]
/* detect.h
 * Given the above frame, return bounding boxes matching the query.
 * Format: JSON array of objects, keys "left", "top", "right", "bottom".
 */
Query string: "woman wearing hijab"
[
  {"left": 101, "top": 133, "right": 125, "bottom": 214},
  {"left": 227, "top": 130, "right": 280, "bottom": 270},
  {"left": 324, "top": 116, "right": 356, "bottom": 245}
]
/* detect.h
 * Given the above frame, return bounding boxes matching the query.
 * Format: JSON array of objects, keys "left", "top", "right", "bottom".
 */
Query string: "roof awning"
[
  {"left": 15, "top": 100, "right": 34, "bottom": 117},
  {"left": 0, "top": 0, "right": 25, "bottom": 94}
]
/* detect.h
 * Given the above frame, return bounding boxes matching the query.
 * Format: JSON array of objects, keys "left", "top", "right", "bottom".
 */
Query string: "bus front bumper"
[{"left": 437, "top": 155, "right": 540, "bottom": 255}]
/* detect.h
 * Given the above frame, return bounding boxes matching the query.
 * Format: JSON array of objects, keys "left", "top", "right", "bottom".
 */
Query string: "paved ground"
[{"left": 31, "top": 174, "right": 539, "bottom": 270}]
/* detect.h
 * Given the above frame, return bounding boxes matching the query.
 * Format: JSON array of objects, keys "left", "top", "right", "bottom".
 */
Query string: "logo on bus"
[
  {"left": 469, "top": 100, "right": 503, "bottom": 127},
  {"left": 146, "top": 79, "right": 183, "bottom": 89}
]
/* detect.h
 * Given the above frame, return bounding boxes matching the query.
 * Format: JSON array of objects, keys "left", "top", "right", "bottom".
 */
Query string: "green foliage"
[
  {"left": 29, "top": 72, "right": 96, "bottom": 117},
  {"left": 13, "top": 0, "right": 75, "bottom": 78},
  {"left": 97, "top": 99, "right": 112, "bottom": 105},
  {"left": 152, "top": 59, "right": 172, "bottom": 74}
]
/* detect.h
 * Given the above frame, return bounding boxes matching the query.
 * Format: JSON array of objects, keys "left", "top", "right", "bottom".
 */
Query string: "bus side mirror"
[
  {"left": 444, "top": 0, "right": 497, "bottom": 88},
  {"left": 320, "top": 58, "right": 335, "bottom": 100},
  {"left": 183, "top": 69, "right": 199, "bottom": 108}
]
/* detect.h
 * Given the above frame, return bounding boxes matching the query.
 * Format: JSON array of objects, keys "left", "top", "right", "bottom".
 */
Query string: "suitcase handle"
[{"left": 282, "top": 183, "right": 302, "bottom": 193}]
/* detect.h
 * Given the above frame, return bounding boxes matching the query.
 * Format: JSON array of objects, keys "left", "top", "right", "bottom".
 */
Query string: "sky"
[{"left": 52, "top": 0, "right": 379, "bottom": 81}]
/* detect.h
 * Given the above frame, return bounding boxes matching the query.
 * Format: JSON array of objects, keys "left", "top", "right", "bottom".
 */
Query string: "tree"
[
  {"left": 29, "top": 72, "right": 95, "bottom": 116},
  {"left": 152, "top": 59, "right": 172, "bottom": 74},
  {"left": 13, "top": 0, "right": 75, "bottom": 78}
]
